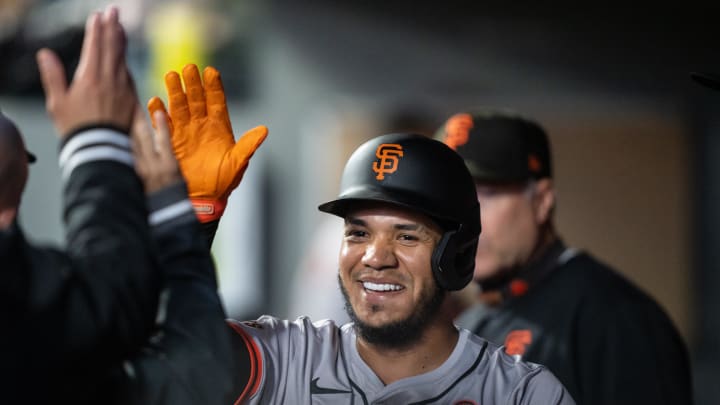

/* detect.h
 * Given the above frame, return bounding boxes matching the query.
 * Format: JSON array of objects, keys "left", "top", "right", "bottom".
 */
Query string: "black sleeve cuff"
[
  {"left": 200, "top": 220, "right": 219, "bottom": 248},
  {"left": 147, "top": 181, "right": 196, "bottom": 230},
  {"left": 57, "top": 126, "right": 133, "bottom": 180}
]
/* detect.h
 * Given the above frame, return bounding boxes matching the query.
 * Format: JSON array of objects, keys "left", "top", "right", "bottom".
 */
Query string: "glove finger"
[
  {"left": 164, "top": 70, "right": 190, "bottom": 125},
  {"left": 147, "top": 96, "right": 173, "bottom": 134},
  {"left": 182, "top": 64, "right": 207, "bottom": 119},
  {"left": 202, "top": 66, "right": 230, "bottom": 122},
  {"left": 229, "top": 125, "right": 268, "bottom": 169}
]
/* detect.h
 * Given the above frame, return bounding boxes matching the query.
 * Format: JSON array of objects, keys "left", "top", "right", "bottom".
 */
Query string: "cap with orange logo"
[{"left": 434, "top": 109, "right": 551, "bottom": 182}]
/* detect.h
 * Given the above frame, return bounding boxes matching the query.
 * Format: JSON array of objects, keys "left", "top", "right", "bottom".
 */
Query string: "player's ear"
[{"left": 532, "top": 178, "right": 554, "bottom": 224}]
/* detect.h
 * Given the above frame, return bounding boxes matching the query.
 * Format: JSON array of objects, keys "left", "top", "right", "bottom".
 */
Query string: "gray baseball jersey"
[{"left": 229, "top": 316, "right": 575, "bottom": 405}]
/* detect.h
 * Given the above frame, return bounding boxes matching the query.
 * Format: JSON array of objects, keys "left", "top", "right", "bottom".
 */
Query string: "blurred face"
[
  {"left": 0, "top": 115, "right": 29, "bottom": 228},
  {"left": 338, "top": 203, "right": 446, "bottom": 347},
  {"left": 473, "top": 181, "right": 545, "bottom": 283}
]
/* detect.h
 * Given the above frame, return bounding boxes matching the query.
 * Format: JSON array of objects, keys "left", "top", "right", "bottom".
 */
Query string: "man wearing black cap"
[{"left": 436, "top": 109, "right": 693, "bottom": 405}]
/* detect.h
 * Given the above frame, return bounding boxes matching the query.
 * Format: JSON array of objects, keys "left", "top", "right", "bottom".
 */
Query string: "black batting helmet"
[{"left": 318, "top": 133, "right": 481, "bottom": 291}]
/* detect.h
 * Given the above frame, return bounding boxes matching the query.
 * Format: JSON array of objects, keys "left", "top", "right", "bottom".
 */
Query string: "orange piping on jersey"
[{"left": 229, "top": 322, "right": 264, "bottom": 404}]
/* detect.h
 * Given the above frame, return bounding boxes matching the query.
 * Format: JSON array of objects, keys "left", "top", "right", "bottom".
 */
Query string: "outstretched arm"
[
  {"left": 112, "top": 106, "right": 253, "bottom": 404},
  {"left": 36, "top": 4, "right": 157, "bottom": 358}
]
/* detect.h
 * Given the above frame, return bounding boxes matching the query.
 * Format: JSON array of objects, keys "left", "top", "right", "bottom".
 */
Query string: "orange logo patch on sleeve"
[
  {"left": 373, "top": 143, "right": 404, "bottom": 180},
  {"left": 443, "top": 113, "right": 474, "bottom": 150},
  {"left": 504, "top": 329, "right": 532, "bottom": 357}
]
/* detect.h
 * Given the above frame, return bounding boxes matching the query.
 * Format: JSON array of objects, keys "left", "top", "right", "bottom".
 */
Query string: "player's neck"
[
  {"left": 527, "top": 225, "right": 557, "bottom": 264},
  {"left": 478, "top": 226, "right": 558, "bottom": 307},
  {"left": 356, "top": 321, "right": 459, "bottom": 385}
]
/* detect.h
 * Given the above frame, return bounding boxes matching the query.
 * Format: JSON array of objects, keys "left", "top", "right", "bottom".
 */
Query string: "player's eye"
[
  {"left": 344, "top": 228, "right": 368, "bottom": 240},
  {"left": 397, "top": 234, "right": 421, "bottom": 245}
]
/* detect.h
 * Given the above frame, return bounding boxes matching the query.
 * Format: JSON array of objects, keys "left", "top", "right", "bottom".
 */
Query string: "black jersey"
[{"left": 457, "top": 240, "right": 693, "bottom": 405}]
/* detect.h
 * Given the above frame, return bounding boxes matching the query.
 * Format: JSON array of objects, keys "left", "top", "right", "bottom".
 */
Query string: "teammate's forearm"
[
  {"left": 198, "top": 220, "right": 219, "bottom": 248},
  {"left": 111, "top": 181, "right": 237, "bottom": 404},
  {"left": 56, "top": 125, "right": 159, "bottom": 356}
]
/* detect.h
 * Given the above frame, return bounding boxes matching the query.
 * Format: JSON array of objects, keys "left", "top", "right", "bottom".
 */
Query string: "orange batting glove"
[{"left": 147, "top": 64, "right": 268, "bottom": 223}]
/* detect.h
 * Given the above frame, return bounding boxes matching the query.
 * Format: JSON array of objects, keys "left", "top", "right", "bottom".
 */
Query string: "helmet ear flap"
[{"left": 432, "top": 228, "right": 475, "bottom": 291}]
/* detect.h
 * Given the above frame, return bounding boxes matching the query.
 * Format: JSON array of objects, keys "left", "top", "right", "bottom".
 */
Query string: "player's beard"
[{"left": 338, "top": 274, "right": 446, "bottom": 350}]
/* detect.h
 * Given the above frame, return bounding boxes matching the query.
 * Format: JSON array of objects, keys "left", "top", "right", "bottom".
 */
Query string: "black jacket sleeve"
[
  {"left": 113, "top": 181, "right": 249, "bottom": 405},
  {"left": 0, "top": 127, "right": 161, "bottom": 401},
  {"left": 57, "top": 127, "right": 160, "bottom": 357}
]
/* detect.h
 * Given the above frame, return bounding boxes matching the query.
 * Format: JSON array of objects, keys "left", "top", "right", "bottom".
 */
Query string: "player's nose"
[{"left": 361, "top": 238, "right": 397, "bottom": 270}]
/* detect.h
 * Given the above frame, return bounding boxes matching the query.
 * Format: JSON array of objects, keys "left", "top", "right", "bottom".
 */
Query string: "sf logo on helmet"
[{"left": 373, "top": 143, "right": 403, "bottom": 180}]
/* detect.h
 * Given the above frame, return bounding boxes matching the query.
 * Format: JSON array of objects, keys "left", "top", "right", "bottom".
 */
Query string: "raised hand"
[
  {"left": 147, "top": 64, "right": 268, "bottom": 222},
  {"left": 36, "top": 5, "right": 137, "bottom": 138},
  {"left": 131, "top": 106, "right": 182, "bottom": 194}
]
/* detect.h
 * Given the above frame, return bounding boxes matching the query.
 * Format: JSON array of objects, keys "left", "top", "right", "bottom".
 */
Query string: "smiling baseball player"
[{"left": 147, "top": 64, "right": 575, "bottom": 405}]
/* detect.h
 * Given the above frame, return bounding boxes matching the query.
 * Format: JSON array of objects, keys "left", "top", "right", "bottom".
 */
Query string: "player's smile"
[
  {"left": 362, "top": 281, "right": 403, "bottom": 292},
  {"left": 358, "top": 278, "right": 406, "bottom": 305}
]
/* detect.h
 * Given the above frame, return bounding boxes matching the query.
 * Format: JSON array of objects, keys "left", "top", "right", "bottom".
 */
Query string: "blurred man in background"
[{"left": 436, "top": 109, "right": 693, "bottom": 405}]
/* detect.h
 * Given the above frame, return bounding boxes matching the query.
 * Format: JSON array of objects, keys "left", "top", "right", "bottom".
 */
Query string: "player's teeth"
[{"left": 363, "top": 282, "right": 402, "bottom": 291}]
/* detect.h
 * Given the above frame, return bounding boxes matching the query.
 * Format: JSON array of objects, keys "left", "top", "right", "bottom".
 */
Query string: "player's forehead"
[{"left": 343, "top": 202, "right": 442, "bottom": 234}]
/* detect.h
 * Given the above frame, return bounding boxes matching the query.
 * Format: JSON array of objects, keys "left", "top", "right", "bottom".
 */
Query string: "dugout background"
[{"left": 2, "top": 0, "right": 719, "bottom": 402}]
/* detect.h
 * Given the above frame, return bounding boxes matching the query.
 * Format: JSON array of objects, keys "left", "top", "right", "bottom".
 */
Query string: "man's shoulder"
[
  {"left": 553, "top": 251, "right": 618, "bottom": 284},
  {"left": 461, "top": 330, "right": 571, "bottom": 401},
  {"left": 227, "top": 315, "right": 344, "bottom": 340},
  {"left": 463, "top": 329, "right": 544, "bottom": 375},
  {"left": 552, "top": 251, "right": 677, "bottom": 323},
  {"left": 554, "top": 252, "right": 651, "bottom": 299}
]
